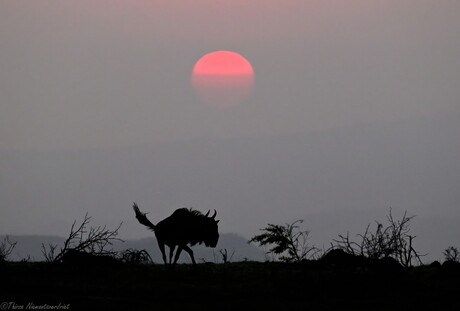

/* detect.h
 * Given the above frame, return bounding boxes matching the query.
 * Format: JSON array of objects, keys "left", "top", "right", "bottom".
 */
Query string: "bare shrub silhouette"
[
  {"left": 0, "top": 236, "right": 17, "bottom": 262},
  {"left": 443, "top": 246, "right": 459, "bottom": 263},
  {"left": 41, "top": 212, "right": 123, "bottom": 263},
  {"left": 332, "top": 209, "right": 424, "bottom": 267},
  {"left": 120, "top": 248, "right": 153, "bottom": 264},
  {"left": 249, "top": 220, "right": 319, "bottom": 262},
  {"left": 218, "top": 248, "right": 235, "bottom": 264}
]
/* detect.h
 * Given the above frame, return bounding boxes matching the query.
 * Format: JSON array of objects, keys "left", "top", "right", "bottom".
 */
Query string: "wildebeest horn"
[
  {"left": 205, "top": 210, "right": 210, "bottom": 217},
  {"left": 211, "top": 210, "right": 217, "bottom": 219}
]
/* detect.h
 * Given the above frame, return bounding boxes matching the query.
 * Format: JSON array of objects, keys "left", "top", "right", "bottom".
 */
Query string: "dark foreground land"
[{"left": 2, "top": 261, "right": 459, "bottom": 311}]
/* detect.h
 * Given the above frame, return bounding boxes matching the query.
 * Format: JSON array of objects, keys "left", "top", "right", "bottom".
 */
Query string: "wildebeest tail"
[{"left": 133, "top": 203, "right": 156, "bottom": 231}]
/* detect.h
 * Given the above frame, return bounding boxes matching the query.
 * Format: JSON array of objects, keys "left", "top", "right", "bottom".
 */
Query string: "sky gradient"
[{"left": 2, "top": 0, "right": 459, "bottom": 150}]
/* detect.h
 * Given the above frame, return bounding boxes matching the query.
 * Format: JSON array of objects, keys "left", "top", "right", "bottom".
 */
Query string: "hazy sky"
[
  {"left": 1, "top": 1, "right": 460, "bottom": 258},
  {"left": 2, "top": 0, "right": 459, "bottom": 150}
]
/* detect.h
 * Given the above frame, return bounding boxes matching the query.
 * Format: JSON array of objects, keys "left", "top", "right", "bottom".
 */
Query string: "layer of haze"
[{"left": 1, "top": 1, "right": 459, "bottom": 260}]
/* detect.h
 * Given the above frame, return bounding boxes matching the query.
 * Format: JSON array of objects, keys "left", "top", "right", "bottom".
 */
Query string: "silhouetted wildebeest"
[{"left": 133, "top": 203, "right": 219, "bottom": 266}]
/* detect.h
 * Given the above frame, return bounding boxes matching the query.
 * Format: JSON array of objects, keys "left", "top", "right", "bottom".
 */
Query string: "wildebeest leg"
[
  {"left": 173, "top": 246, "right": 183, "bottom": 265},
  {"left": 157, "top": 241, "right": 167, "bottom": 266},
  {"left": 182, "top": 245, "right": 197, "bottom": 265},
  {"left": 168, "top": 245, "right": 176, "bottom": 265}
]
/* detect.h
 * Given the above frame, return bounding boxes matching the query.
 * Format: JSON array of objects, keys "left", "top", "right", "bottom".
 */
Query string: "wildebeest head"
[{"left": 202, "top": 209, "right": 220, "bottom": 247}]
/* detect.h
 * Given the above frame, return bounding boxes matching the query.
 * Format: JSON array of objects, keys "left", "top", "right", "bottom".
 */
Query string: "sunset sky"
[
  {"left": 2, "top": 0, "right": 459, "bottom": 150},
  {"left": 1, "top": 1, "right": 459, "bottom": 258}
]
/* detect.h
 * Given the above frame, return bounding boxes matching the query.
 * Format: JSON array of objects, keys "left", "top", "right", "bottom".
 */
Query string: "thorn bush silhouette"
[
  {"left": 332, "top": 209, "right": 424, "bottom": 267},
  {"left": 249, "top": 220, "right": 319, "bottom": 262}
]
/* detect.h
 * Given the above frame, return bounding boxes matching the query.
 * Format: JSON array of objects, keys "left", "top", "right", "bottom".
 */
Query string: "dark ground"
[{"left": 1, "top": 260, "right": 459, "bottom": 311}]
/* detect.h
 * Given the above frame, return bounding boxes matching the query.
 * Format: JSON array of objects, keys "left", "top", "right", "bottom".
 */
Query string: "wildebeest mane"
[
  {"left": 170, "top": 208, "right": 212, "bottom": 246},
  {"left": 171, "top": 207, "right": 206, "bottom": 218}
]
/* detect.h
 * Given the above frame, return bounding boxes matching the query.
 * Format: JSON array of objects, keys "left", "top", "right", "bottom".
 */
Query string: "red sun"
[{"left": 192, "top": 50, "right": 254, "bottom": 108}]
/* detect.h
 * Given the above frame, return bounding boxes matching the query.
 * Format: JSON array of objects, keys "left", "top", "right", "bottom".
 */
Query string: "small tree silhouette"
[
  {"left": 249, "top": 220, "right": 318, "bottom": 262},
  {"left": 41, "top": 213, "right": 123, "bottom": 262}
]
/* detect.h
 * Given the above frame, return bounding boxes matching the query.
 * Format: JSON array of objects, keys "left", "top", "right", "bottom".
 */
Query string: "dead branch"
[{"left": 42, "top": 213, "right": 123, "bottom": 263}]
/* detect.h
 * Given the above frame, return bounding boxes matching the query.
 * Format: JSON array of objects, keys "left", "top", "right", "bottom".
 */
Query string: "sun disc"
[{"left": 192, "top": 50, "right": 254, "bottom": 108}]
